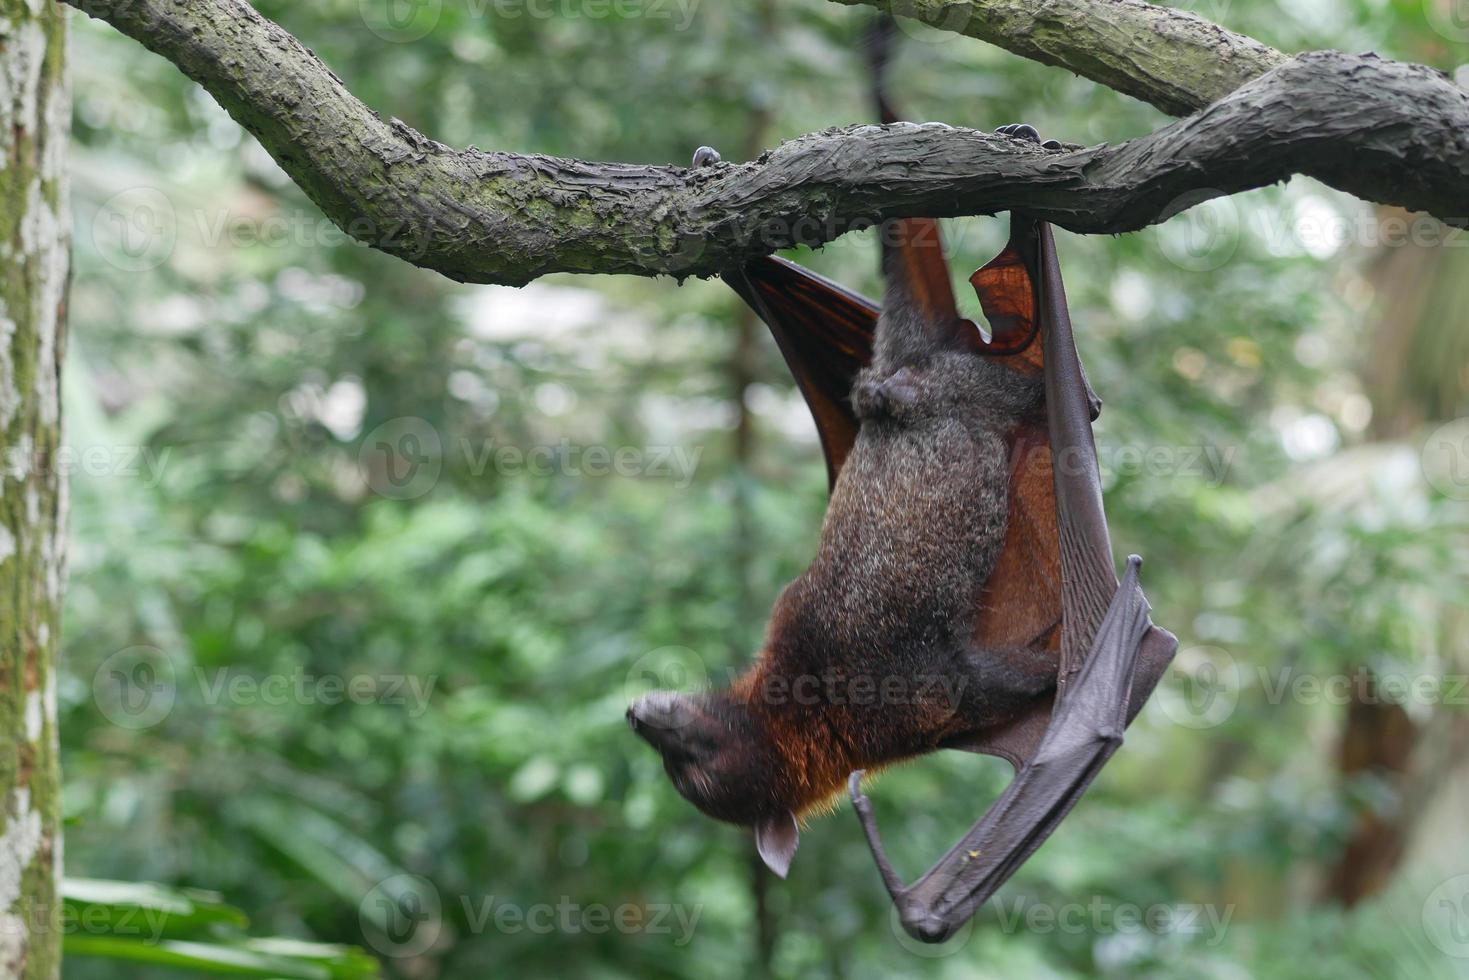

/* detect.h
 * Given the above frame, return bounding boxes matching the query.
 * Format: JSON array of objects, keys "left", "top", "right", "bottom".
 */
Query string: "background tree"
[
  {"left": 0, "top": 3, "right": 68, "bottom": 976},
  {"left": 6, "top": 0, "right": 1469, "bottom": 977}
]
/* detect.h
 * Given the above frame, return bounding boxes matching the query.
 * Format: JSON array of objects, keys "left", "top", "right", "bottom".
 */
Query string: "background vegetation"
[{"left": 58, "top": 1, "right": 1469, "bottom": 976}]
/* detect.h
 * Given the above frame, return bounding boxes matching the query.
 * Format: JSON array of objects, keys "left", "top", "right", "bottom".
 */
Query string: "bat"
[
  {"left": 628, "top": 206, "right": 1063, "bottom": 880},
  {"left": 727, "top": 199, "right": 1178, "bottom": 941},
  {"left": 627, "top": 131, "right": 1178, "bottom": 943}
]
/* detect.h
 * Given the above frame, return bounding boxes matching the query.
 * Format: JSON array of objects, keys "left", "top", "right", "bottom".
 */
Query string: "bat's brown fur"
[{"left": 628, "top": 248, "right": 1056, "bottom": 850}]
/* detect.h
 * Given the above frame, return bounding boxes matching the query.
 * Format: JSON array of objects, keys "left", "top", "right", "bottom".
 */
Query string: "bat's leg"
[{"left": 847, "top": 772, "right": 910, "bottom": 901}]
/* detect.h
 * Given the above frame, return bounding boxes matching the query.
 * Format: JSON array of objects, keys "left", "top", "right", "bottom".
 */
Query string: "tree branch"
[
  {"left": 831, "top": 0, "right": 1288, "bottom": 116},
  {"left": 66, "top": 0, "right": 1468, "bottom": 287}
]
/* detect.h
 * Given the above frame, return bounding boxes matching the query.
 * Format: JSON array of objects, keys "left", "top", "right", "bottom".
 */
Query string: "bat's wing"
[
  {"left": 726, "top": 217, "right": 964, "bottom": 488},
  {"left": 848, "top": 218, "right": 1179, "bottom": 942},
  {"left": 726, "top": 257, "right": 877, "bottom": 488}
]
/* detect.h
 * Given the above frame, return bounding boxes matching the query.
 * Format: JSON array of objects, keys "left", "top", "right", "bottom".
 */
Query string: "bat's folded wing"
[
  {"left": 850, "top": 218, "right": 1177, "bottom": 942},
  {"left": 949, "top": 220, "right": 1177, "bottom": 766}
]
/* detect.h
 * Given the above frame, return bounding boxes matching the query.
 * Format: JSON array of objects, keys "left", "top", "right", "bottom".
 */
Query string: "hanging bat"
[
  {"left": 631, "top": 9, "right": 1181, "bottom": 928},
  {"left": 631, "top": 187, "right": 1055, "bottom": 856},
  {"left": 628, "top": 165, "right": 1176, "bottom": 938},
  {"left": 630, "top": 20, "right": 1176, "bottom": 936}
]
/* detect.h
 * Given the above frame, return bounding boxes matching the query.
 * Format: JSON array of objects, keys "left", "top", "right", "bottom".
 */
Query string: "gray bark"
[
  {"left": 63, "top": 0, "right": 1469, "bottom": 286},
  {"left": 831, "top": 0, "right": 1288, "bottom": 115}
]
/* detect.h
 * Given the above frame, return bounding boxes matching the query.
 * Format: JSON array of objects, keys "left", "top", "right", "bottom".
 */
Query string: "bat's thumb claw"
[{"left": 848, "top": 770, "right": 867, "bottom": 802}]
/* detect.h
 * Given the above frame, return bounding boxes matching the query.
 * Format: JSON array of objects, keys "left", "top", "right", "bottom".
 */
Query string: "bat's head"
[{"left": 626, "top": 689, "right": 800, "bottom": 877}]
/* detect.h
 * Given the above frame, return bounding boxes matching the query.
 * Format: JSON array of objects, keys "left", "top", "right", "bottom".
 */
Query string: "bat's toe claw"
[
  {"left": 995, "top": 124, "right": 1066, "bottom": 151},
  {"left": 900, "top": 903, "right": 957, "bottom": 944},
  {"left": 996, "top": 123, "right": 1040, "bottom": 142},
  {"left": 692, "top": 145, "right": 722, "bottom": 168}
]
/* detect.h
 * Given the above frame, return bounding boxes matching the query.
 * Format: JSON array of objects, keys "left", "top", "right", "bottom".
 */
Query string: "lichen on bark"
[
  {"left": 0, "top": 2, "right": 70, "bottom": 977},
  {"left": 830, "top": 0, "right": 1288, "bottom": 115}
]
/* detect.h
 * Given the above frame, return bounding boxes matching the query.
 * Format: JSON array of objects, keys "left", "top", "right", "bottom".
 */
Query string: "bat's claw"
[
  {"left": 995, "top": 123, "right": 1063, "bottom": 151},
  {"left": 996, "top": 123, "right": 1040, "bottom": 142},
  {"left": 692, "top": 145, "right": 722, "bottom": 168},
  {"left": 848, "top": 770, "right": 867, "bottom": 805}
]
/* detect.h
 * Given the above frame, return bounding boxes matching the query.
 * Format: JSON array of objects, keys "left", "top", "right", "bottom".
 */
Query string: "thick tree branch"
[
  {"left": 66, "top": 0, "right": 1468, "bottom": 286},
  {"left": 833, "top": 0, "right": 1288, "bottom": 116}
]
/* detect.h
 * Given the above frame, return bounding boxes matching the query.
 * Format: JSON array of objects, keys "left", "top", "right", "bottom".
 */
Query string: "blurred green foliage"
[{"left": 59, "top": 1, "right": 1469, "bottom": 977}]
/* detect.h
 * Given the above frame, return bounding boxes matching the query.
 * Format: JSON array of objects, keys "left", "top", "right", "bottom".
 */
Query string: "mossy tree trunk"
[{"left": 0, "top": 2, "right": 70, "bottom": 977}]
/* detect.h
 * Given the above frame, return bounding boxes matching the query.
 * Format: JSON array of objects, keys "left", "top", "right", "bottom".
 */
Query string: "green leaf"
[
  {"left": 62, "top": 877, "right": 249, "bottom": 938},
  {"left": 63, "top": 936, "right": 379, "bottom": 979}
]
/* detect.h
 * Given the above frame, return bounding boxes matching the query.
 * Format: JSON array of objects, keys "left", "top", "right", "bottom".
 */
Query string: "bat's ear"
[{"left": 754, "top": 810, "right": 799, "bottom": 878}]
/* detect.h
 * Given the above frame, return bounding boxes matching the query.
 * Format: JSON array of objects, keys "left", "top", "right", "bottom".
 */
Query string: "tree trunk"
[{"left": 0, "top": 2, "right": 70, "bottom": 977}]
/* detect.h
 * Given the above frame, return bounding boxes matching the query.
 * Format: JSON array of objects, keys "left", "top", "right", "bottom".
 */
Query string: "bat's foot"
[
  {"left": 692, "top": 145, "right": 722, "bottom": 168},
  {"left": 852, "top": 365, "right": 921, "bottom": 420},
  {"left": 995, "top": 123, "right": 1062, "bottom": 151}
]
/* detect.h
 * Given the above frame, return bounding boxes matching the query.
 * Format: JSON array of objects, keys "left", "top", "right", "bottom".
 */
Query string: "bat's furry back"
[{"left": 628, "top": 251, "right": 1051, "bottom": 873}]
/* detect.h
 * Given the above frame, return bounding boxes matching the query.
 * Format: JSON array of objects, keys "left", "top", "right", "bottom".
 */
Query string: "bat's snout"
[{"left": 626, "top": 690, "right": 697, "bottom": 749}]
